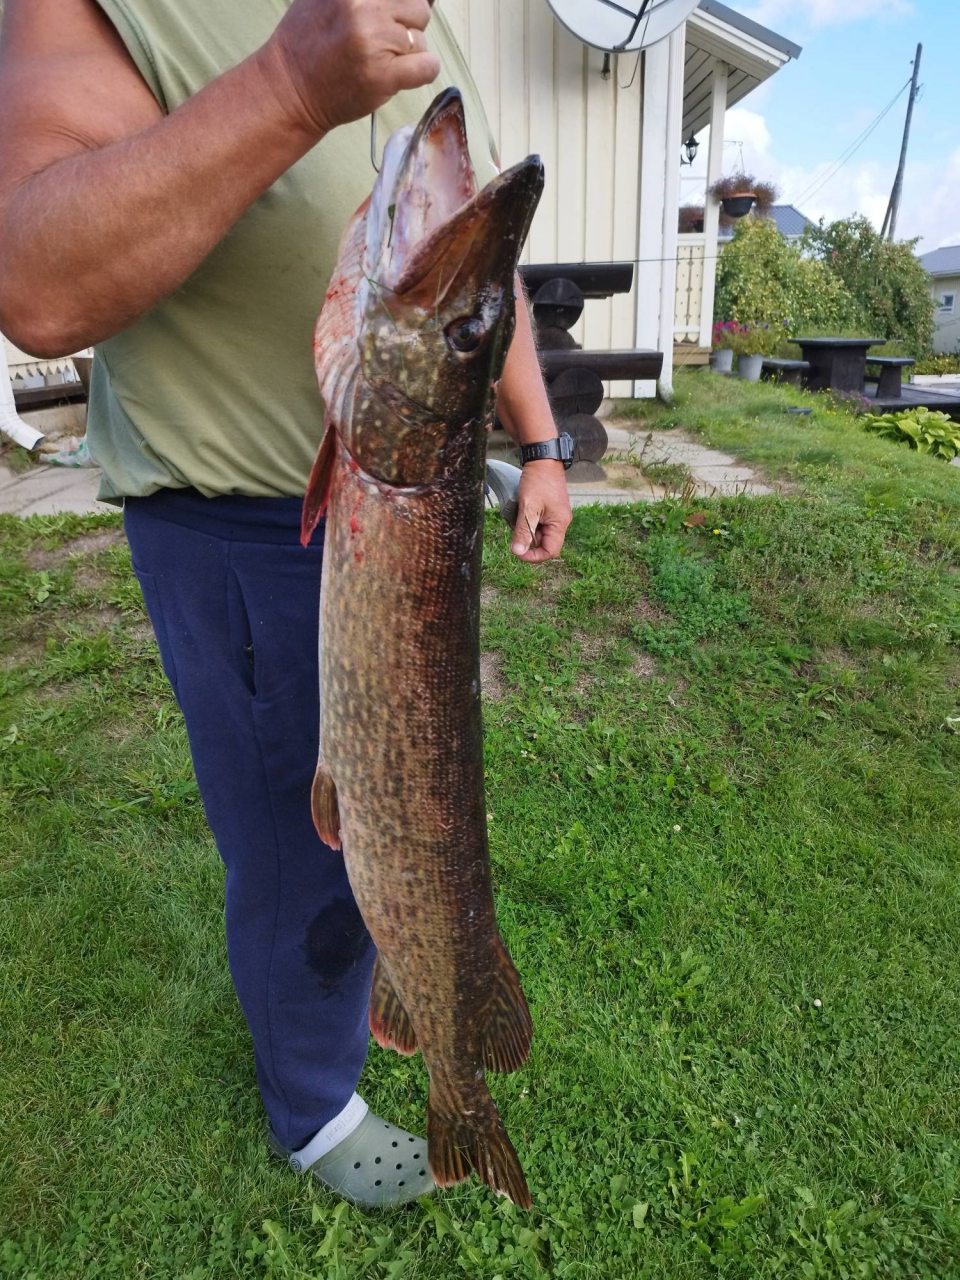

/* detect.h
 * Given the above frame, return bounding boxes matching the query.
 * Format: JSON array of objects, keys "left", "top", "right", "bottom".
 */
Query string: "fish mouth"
[{"left": 369, "top": 89, "right": 544, "bottom": 303}]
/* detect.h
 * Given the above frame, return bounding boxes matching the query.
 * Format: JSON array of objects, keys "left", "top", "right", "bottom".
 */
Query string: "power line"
[{"left": 787, "top": 78, "right": 911, "bottom": 210}]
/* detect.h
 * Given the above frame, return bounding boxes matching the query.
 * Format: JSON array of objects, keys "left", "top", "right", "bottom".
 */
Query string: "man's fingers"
[
  {"left": 392, "top": 23, "right": 427, "bottom": 55},
  {"left": 395, "top": 0, "right": 435, "bottom": 33},
  {"left": 534, "top": 519, "right": 567, "bottom": 561},
  {"left": 390, "top": 50, "right": 440, "bottom": 90},
  {"left": 511, "top": 503, "right": 543, "bottom": 558}
]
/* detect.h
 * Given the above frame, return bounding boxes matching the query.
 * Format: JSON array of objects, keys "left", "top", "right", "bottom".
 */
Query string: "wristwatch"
[{"left": 518, "top": 432, "right": 575, "bottom": 470}]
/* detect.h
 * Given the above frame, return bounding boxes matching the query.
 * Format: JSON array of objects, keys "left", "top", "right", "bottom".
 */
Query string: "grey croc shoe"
[{"left": 269, "top": 1109, "right": 435, "bottom": 1211}]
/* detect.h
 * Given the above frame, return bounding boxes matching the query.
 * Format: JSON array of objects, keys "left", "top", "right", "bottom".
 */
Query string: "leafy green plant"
[
  {"left": 913, "top": 352, "right": 960, "bottom": 375},
  {"left": 712, "top": 320, "right": 784, "bottom": 356},
  {"left": 801, "top": 216, "right": 936, "bottom": 354},
  {"left": 862, "top": 406, "right": 960, "bottom": 460},
  {"left": 716, "top": 218, "right": 864, "bottom": 338}
]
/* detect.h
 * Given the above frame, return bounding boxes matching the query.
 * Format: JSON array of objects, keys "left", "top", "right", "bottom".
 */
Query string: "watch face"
[{"left": 544, "top": 0, "right": 700, "bottom": 52}]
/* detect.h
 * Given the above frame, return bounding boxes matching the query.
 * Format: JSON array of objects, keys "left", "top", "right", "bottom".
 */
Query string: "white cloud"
[
  {"left": 739, "top": 0, "right": 913, "bottom": 29},
  {"left": 723, "top": 108, "right": 772, "bottom": 159}
]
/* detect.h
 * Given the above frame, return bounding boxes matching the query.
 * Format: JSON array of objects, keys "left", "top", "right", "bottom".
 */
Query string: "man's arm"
[
  {"left": 496, "top": 283, "right": 573, "bottom": 563},
  {"left": 0, "top": 0, "right": 439, "bottom": 356}
]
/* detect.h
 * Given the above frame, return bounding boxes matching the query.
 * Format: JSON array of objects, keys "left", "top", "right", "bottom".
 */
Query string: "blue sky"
[{"left": 683, "top": 0, "right": 959, "bottom": 251}]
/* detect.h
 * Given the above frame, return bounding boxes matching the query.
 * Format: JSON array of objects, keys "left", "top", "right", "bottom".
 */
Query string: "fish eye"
[{"left": 445, "top": 315, "right": 486, "bottom": 354}]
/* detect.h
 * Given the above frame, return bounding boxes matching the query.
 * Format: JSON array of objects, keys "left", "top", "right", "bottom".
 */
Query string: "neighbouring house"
[
  {"left": 717, "top": 203, "right": 815, "bottom": 243},
  {"left": 442, "top": 0, "right": 801, "bottom": 396},
  {"left": 919, "top": 245, "right": 960, "bottom": 355}
]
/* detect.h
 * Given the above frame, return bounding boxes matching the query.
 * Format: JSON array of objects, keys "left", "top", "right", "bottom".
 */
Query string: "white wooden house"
[{"left": 444, "top": 0, "right": 800, "bottom": 396}]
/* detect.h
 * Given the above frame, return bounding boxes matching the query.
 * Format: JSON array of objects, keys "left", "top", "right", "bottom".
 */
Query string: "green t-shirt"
[{"left": 89, "top": 2, "right": 495, "bottom": 501}]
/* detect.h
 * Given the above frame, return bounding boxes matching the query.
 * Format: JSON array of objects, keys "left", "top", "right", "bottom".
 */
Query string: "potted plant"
[
  {"left": 710, "top": 320, "right": 740, "bottom": 373},
  {"left": 708, "top": 173, "right": 778, "bottom": 220},
  {"left": 678, "top": 204, "right": 705, "bottom": 234},
  {"left": 726, "top": 323, "right": 778, "bottom": 381}
]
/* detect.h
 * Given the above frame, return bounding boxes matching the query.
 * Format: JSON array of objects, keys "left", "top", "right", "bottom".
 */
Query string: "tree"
[
  {"left": 715, "top": 218, "right": 864, "bottom": 338},
  {"left": 800, "top": 217, "right": 935, "bottom": 355}
]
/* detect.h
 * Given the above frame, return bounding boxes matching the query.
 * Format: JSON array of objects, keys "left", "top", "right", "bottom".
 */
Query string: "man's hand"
[
  {"left": 496, "top": 278, "right": 573, "bottom": 564},
  {"left": 511, "top": 461, "right": 573, "bottom": 564},
  {"left": 0, "top": 0, "right": 441, "bottom": 354},
  {"left": 263, "top": 0, "right": 441, "bottom": 137}
]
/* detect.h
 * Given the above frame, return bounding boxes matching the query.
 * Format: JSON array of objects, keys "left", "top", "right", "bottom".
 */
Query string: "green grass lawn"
[{"left": 2, "top": 373, "right": 959, "bottom": 1278}]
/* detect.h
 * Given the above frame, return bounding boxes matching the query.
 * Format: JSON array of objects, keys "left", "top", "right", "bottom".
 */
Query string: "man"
[{"left": 0, "top": 0, "right": 571, "bottom": 1209}]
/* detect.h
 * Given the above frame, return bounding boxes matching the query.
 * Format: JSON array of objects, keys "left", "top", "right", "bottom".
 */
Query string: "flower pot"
[
  {"left": 721, "top": 194, "right": 756, "bottom": 219},
  {"left": 709, "top": 348, "right": 734, "bottom": 373},
  {"left": 737, "top": 353, "right": 763, "bottom": 382}
]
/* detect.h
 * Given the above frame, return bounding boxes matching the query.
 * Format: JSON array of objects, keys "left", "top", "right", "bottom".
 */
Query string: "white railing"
[{"left": 674, "top": 234, "right": 706, "bottom": 343}]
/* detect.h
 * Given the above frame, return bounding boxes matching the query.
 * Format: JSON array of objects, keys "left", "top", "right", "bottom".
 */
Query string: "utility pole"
[{"left": 880, "top": 43, "right": 922, "bottom": 242}]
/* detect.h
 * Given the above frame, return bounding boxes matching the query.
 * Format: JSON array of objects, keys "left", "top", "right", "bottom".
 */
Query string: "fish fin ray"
[
  {"left": 369, "top": 955, "right": 419, "bottom": 1056},
  {"left": 301, "top": 421, "right": 337, "bottom": 548},
  {"left": 481, "top": 937, "right": 533, "bottom": 1074},
  {"left": 310, "top": 761, "right": 341, "bottom": 850},
  {"left": 427, "top": 1090, "right": 532, "bottom": 1209}
]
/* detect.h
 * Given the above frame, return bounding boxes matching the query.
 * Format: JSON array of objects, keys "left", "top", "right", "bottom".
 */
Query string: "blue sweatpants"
[{"left": 124, "top": 488, "right": 376, "bottom": 1151}]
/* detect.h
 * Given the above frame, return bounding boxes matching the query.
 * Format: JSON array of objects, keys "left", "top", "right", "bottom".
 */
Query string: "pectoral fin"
[
  {"left": 310, "top": 761, "right": 342, "bottom": 851},
  {"left": 301, "top": 422, "right": 337, "bottom": 548}
]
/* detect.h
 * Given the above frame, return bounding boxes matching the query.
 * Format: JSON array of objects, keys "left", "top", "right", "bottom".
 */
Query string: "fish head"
[{"left": 324, "top": 89, "right": 543, "bottom": 487}]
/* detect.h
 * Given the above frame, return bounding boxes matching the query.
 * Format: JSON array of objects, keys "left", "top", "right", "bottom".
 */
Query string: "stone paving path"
[
  {"left": 0, "top": 456, "right": 106, "bottom": 517},
  {"left": 565, "top": 423, "right": 774, "bottom": 507},
  {"left": 0, "top": 419, "right": 776, "bottom": 518}
]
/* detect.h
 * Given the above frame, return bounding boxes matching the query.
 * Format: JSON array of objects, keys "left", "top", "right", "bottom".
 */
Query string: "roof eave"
[
  {"left": 697, "top": 0, "right": 802, "bottom": 61},
  {"left": 683, "top": 3, "right": 802, "bottom": 138}
]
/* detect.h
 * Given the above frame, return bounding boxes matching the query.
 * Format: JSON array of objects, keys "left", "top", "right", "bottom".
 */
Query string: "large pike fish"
[{"left": 300, "top": 90, "right": 544, "bottom": 1207}]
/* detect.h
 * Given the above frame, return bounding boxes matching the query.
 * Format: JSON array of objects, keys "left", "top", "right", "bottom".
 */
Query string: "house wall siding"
[
  {"left": 441, "top": 0, "right": 645, "bottom": 374},
  {"left": 930, "top": 275, "right": 960, "bottom": 354}
]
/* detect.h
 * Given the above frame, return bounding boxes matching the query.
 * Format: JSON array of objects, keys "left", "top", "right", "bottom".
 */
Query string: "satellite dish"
[{"left": 545, "top": 0, "right": 700, "bottom": 52}]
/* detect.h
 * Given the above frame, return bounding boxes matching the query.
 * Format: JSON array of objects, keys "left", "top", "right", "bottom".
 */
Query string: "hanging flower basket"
[
  {"left": 708, "top": 174, "right": 778, "bottom": 222},
  {"left": 721, "top": 194, "right": 756, "bottom": 219}
]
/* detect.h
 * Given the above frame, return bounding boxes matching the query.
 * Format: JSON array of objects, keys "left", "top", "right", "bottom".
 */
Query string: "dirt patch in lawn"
[
  {"left": 631, "top": 653, "right": 659, "bottom": 679},
  {"left": 634, "top": 594, "right": 669, "bottom": 624},
  {"left": 480, "top": 651, "right": 507, "bottom": 701},
  {"left": 25, "top": 528, "right": 124, "bottom": 571}
]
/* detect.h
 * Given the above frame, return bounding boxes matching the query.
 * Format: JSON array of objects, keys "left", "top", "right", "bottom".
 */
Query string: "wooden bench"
[
  {"left": 517, "top": 262, "right": 663, "bottom": 479},
  {"left": 864, "top": 355, "right": 915, "bottom": 399},
  {"left": 761, "top": 357, "right": 810, "bottom": 387},
  {"left": 12, "top": 382, "right": 87, "bottom": 411}
]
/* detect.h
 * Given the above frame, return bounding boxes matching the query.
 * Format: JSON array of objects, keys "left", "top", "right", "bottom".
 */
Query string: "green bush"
[
  {"left": 862, "top": 406, "right": 960, "bottom": 460},
  {"left": 715, "top": 219, "right": 864, "bottom": 337},
  {"left": 913, "top": 353, "right": 960, "bottom": 375},
  {"left": 800, "top": 216, "right": 935, "bottom": 355},
  {"left": 716, "top": 216, "right": 937, "bottom": 358}
]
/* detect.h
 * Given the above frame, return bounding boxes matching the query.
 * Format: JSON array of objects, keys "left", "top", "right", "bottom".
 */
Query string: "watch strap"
[{"left": 518, "top": 433, "right": 574, "bottom": 469}]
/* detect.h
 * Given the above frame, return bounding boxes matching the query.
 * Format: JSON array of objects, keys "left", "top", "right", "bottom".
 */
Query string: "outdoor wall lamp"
[{"left": 680, "top": 134, "right": 699, "bottom": 166}]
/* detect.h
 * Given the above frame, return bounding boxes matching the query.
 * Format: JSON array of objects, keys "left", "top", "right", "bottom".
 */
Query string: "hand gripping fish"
[{"left": 300, "top": 90, "right": 544, "bottom": 1207}]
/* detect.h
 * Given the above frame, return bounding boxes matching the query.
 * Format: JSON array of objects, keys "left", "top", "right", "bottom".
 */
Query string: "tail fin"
[
  {"left": 428, "top": 1088, "right": 532, "bottom": 1209},
  {"left": 481, "top": 937, "right": 533, "bottom": 1074}
]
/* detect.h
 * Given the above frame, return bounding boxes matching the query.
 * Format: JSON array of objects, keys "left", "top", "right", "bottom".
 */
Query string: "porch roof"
[{"left": 683, "top": 1, "right": 801, "bottom": 138}]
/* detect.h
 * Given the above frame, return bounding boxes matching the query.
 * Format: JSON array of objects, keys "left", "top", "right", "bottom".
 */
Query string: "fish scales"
[{"left": 302, "top": 90, "right": 544, "bottom": 1207}]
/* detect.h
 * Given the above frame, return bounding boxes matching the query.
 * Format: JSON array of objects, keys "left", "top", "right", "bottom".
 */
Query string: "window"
[{"left": 938, "top": 293, "right": 956, "bottom": 314}]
